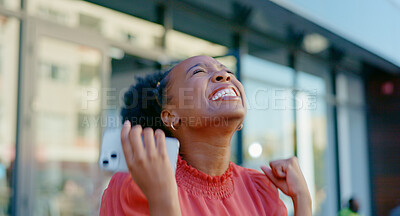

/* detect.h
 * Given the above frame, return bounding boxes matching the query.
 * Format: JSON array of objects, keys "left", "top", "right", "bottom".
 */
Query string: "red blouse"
[{"left": 100, "top": 156, "right": 287, "bottom": 216}]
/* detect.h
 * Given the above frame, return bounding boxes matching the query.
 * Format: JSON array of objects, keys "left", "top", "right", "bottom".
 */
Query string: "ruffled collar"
[{"left": 175, "top": 155, "right": 234, "bottom": 199}]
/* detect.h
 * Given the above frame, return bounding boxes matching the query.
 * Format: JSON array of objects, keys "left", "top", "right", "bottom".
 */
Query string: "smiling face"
[{"left": 163, "top": 55, "right": 246, "bottom": 129}]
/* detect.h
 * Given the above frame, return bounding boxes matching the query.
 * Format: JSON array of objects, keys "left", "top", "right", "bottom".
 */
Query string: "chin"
[
  {"left": 210, "top": 108, "right": 246, "bottom": 121},
  {"left": 214, "top": 101, "right": 246, "bottom": 116}
]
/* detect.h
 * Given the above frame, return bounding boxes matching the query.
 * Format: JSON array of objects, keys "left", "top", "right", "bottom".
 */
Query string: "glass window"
[
  {"left": 242, "top": 55, "right": 296, "bottom": 213},
  {"left": 79, "top": 64, "right": 99, "bottom": 86},
  {"left": 296, "top": 53, "right": 330, "bottom": 215},
  {"left": 298, "top": 71, "right": 326, "bottom": 96},
  {"left": 39, "top": 62, "right": 69, "bottom": 83},
  {"left": 166, "top": 30, "right": 228, "bottom": 58},
  {"left": 28, "top": 0, "right": 165, "bottom": 51},
  {"left": 296, "top": 73, "right": 328, "bottom": 215},
  {"left": 33, "top": 36, "right": 104, "bottom": 215},
  {"left": 337, "top": 73, "right": 365, "bottom": 106},
  {"left": 242, "top": 54, "right": 331, "bottom": 215},
  {"left": 242, "top": 55, "right": 294, "bottom": 87},
  {"left": 0, "top": 0, "right": 20, "bottom": 10},
  {"left": 242, "top": 80, "right": 295, "bottom": 163},
  {"left": 336, "top": 72, "right": 370, "bottom": 216},
  {"left": 242, "top": 55, "right": 296, "bottom": 166},
  {"left": 79, "top": 13, "right": 102, "bottom": 32},
  {"left": 0, "top": 16, "right": 19, "bottom": 216}
]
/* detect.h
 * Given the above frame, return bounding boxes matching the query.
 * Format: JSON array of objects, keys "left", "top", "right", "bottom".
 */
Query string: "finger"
[
  {"left": 121, "top": 121, "right": 133, "bottom": 164},
  {"left": 261, "top": 166, "right": 288, "bottom": 194},
  {"left": 270, "top": 161, "right": 287, "bottom": 178},
  {"left": 129, "top": 124, "right": 145, "bottom": 158},
  {"left": 288, "top": 156, "right": 301, "bottom": 171},
  {"left": 261, "top": 166, "right": 282, "bottom": 187},
  {"left": 143, "top": 127, "right": 156, "bottom": 156},
  {"left": 154, "top": 129, "right": 167, "bottom": 156}
]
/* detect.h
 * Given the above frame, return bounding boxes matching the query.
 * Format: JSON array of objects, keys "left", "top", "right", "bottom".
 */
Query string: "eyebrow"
[
  {"left": 186, "top": 63, "right": 206, "bottom": 74},
  {"left": 185, "top": 62, "right": 228, "bottom": 74}
]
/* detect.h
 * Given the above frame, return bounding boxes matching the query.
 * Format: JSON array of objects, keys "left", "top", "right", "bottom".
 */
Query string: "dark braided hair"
[{"left": 121, "top": 69, "right": 172, "bottom": 137}]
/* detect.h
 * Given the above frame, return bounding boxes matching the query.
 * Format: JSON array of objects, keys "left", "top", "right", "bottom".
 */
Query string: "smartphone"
[{"left": 99, "top": 128, "right": 180, "bottom": 173}]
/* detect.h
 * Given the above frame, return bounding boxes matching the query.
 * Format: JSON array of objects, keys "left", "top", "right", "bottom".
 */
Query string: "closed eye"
[{"left": 193, "top": 69, "right": 206, "bottom": 75}]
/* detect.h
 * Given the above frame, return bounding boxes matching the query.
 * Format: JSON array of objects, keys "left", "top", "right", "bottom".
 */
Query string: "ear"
[{"left": 161, "top": 109, "right": 180, "bottom": 128}]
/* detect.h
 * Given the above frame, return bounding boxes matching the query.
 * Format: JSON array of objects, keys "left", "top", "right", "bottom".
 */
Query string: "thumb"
[{"left": 261, "top": 166, "right": 282, "bottom": 188}]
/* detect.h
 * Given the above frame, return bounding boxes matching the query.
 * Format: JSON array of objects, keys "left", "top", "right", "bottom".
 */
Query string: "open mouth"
[{"left": 209, "top": 87, "right": 239, "bottom": 101}]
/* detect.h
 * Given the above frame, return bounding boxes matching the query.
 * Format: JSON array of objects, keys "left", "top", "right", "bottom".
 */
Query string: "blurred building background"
[{"left": 0, "top": 0, "right": 399, "bottom": 215}]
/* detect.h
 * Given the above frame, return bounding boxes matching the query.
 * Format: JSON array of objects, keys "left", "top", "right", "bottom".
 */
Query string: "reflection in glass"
[
  {"left": 0, "top": 0, "right": 20, "bottom": 10},
  {"left": 242, "top": 55, "right": 296, "bottom": 213},
  {"left": 0, "top": 17, "right": 19, "bottom": 216},
  {"left": 243, "top": 81, "right": 295, "bottom": 165},
  {"left": 296, "top": 72, "right": 328, "bottom": 215},
  {"left": 242, "top": 55, "right": 296, "bottom": 167},
  {"left": 28, "top": 0, "right": 229, "bottom": 60},
  {"left": 296, "top": 52, "right": 330, "bottom": 215},
  {"left": 166, "top": 30, "right": 228, "bottom": 59},
  {"left": 298, "top": 71, "right": 326, "bottom": 96},
  {"left": 242, "top": 55, "right": 329, "bottom": 215},
  {"left": 33, "top": 37, "right": 105, "bottom": 215},
  {"left": 28, "top": 0, "right": 164, "bottom": 51},
  {"left": 336, "top": 73, "right": 369, "bottom": 215},
  {"left": 242, "top": 55, "right": 294, "bottom": 87}
]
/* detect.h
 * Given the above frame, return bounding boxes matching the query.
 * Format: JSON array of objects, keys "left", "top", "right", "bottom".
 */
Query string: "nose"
[{"left": 212, "top": 71, "right": 231, "bottom": 83}]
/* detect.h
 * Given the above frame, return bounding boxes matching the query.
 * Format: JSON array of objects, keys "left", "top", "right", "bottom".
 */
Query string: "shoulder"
[
  {"left": 232, "top": 164, "right": 277, "bottom": 191},
  {"left": 100, "top": 172, "right": 149, "bottom": 216},
  {"left": 103, "top": 172, "right": 135, "bottom": 196},
  {"left": 109, "top": 172, "right": 131, "bottom": 187},
  {"left": 232, "top": 164, "right": 288, "bottom": 215}
]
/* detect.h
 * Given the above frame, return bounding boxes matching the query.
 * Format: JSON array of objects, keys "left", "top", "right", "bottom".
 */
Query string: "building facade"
[{"left": 0, "top": 0, "right": 398, "bottom": 215}]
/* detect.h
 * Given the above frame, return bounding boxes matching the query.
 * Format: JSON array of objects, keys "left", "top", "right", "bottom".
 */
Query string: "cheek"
[
  {"left": 235, "top": 81, "right": 247, "bottom": 106},
  {"left": 190, "top": 88, "right": 207, "bottom": 112},
  {"left": 188, "top": 80, "right": 207, "bottom": 101},
  {"left": 174, "top": 83, "right": 205, "bottom": 112},
  {"left": 240, "top": 85, "right": 246, "bottom": 100},
  {"left": 234, "top": 80, "right": 245, "bottom": 95}
]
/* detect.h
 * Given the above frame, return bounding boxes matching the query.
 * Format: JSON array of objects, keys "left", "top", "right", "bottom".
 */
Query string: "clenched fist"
[{"left": 261, "top": 157, "right": 312, "bottom": 216}]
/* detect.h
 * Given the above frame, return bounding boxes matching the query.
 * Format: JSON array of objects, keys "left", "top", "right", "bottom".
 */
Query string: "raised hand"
[
  {"left": 261, "top": 157, "right": 312, "bottom": 216},
  {"left": 121, "top": 121, "right": 181, "bottom": 216}
]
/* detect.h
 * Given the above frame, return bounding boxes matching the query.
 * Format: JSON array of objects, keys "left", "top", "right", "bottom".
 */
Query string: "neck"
[{"left": 174, "top": 125, "right": 237, "bottom": 176}]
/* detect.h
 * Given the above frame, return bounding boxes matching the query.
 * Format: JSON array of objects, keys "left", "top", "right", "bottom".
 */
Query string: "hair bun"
[{"left": 120, "top": 69, "right": 172, "bottom": 137}]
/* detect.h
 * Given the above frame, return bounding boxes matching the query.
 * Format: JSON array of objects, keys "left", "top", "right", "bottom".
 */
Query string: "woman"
[{"left": 100, "top": 56, "right": 311, "bottom": 216}]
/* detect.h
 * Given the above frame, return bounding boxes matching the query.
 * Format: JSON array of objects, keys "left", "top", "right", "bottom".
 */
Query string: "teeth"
[{"left": 211, "top": 88, "right": 238, "bottom": 101}]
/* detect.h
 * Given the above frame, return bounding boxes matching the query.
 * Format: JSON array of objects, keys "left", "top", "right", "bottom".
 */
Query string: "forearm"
[
  {"left": 148, "top": 194, "right": 181, "bottom": 216},
  {"left": 292, "top": 193, "right": 312, "bottom": 216}
]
